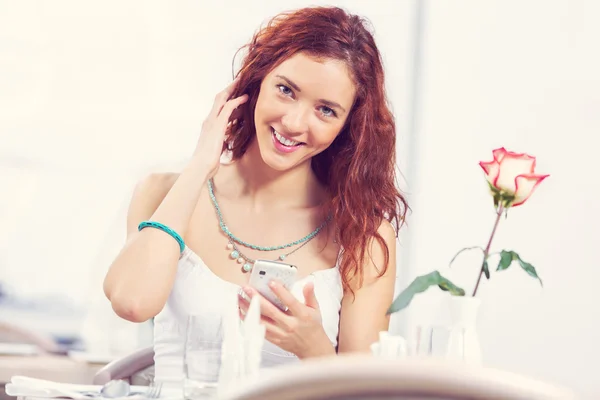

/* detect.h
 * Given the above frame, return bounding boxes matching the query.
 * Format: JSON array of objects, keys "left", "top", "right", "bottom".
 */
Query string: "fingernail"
[{"left": 269, "top": 281, "right": 277, "bottom": 289}]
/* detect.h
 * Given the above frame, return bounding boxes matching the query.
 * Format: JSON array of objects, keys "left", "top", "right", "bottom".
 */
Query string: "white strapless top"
[{"left": 152, "top": 247, "right": 343, "bottom": 386}]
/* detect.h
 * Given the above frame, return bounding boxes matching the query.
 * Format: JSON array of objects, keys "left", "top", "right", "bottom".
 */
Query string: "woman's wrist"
[
  {"left": 184, "top": 153, "right": 214, "bottom": 185},
  {"left": 298, "top": 331, "right": 337, "bottom": 359}
]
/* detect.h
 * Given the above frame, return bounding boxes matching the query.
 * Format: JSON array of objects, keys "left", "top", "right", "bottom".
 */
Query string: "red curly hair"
[{"left": 225, "top": 6, "right": 409, "bottom": 293}]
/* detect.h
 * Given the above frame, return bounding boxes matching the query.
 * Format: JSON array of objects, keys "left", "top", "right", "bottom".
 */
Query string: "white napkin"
[
  {"left": 8, "top": 376, "right": 118, "bottom": 399},
  {"left": 241, "top": 294, "right": 266, "bottom": 381},
  {"left": 217, "top": 292, "right": 266, "bottom": 398},
  {"left": 5, "top": 376, "right": 175, "bottom": 399},
  {"left": 370, "top": 331, "right": 408, "bottom": 359}
]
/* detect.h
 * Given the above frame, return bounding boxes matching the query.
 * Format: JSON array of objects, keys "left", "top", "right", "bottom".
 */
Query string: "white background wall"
[{"left": 1, "top": 0, "right": 599, "bottom": 397}]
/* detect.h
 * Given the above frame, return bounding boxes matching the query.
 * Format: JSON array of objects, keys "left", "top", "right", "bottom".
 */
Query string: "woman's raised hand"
[{"left": 193, "top": 77, "right": 248, "bottom": 178}]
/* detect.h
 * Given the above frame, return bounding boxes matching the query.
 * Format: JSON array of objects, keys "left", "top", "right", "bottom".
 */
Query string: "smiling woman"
[
  {"left": 252, "top": 55, "right": 356, "bottom": 169},
  {"left": 102, "top": 6, "right": 408, "bottom": 387}
]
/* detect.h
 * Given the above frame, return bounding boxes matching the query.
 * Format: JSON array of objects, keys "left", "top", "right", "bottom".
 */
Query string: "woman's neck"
[{"left": 216, "top": 142, "right": 327, "bottom": 211}]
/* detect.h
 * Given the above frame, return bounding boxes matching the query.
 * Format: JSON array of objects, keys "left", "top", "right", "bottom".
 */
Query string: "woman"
[{"left": 103, "top": 6, "right": 408, "bottom": 385}]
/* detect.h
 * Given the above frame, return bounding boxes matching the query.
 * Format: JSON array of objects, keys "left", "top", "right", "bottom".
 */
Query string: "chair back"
[{"left": 92, "top": 346, "right": 154, "bottom": 385}]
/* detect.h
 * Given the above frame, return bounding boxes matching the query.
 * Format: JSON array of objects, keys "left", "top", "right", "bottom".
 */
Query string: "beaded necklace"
[{"left": 207, "top": 178, "right": 329, "bottom": 272}]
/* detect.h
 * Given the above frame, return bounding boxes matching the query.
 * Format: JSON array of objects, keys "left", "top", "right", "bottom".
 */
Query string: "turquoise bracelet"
[{"left": 138, "top": 221, "right": 185, "bottom": 253}]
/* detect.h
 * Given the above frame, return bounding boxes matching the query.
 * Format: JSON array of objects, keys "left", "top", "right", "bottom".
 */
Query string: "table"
[{"left": 0, "top": 355, "right": 106, "bottom": 400}]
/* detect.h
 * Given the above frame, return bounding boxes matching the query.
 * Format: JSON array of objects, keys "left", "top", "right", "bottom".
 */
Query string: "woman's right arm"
[
  {"left": 103, "top": 79, "right": 248, "bottom": 323},
  {"left": 103, "top": 158, "right": 210, "bottom": 323}
]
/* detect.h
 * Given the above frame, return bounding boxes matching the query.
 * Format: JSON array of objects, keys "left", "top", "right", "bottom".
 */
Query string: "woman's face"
[{"left": 253, "top": 52, "right": 356, "bottom": 172}]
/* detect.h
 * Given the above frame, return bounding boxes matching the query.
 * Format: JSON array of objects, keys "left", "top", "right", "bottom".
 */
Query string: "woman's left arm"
[{"left": 337, "top": 221, "right": 397, "bottom": 353}]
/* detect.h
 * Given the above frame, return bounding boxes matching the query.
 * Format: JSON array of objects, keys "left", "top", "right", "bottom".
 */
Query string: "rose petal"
[
  {"left": 492, "top": 147, "right": 507, "bottom": 162},
  {"left": 506, "top": 150, "right": 536, "bottom": 172},
  {"left": 479, "top": 160, "right": 500, "bottom": 184},
  {"left": 494, "top": 153, "right": 537, "bottom": 192},
  {"left": 512, "top": 173, "right": 549, "bottom": 207}
]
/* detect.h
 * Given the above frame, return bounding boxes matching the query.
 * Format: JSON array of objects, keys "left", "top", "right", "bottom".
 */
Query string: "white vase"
[{"left": 445, "top": 296, "right": 482, "bottom": 365}]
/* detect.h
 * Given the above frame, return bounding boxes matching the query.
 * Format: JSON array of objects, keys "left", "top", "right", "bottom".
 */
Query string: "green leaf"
[
  {"left": 438, "top": 277, "right": 465, "bottom": 294},
  {"left": 497, "top": 250, "right": 516, "bottom": 271},
  {"left": 483, "top": 260, "right": 490, "bottom": 279},
  {"left": 387, "top": 271, "right": 465, "bottom": 315},
  {"left": 496, "top": 250, "right": 543, "bottom": 287},
  {"left": 449, "top": 246, "right": 484, "bottom": 268},
  {"left": 517, "top": 258, "right": 544, "bottom": 287}
]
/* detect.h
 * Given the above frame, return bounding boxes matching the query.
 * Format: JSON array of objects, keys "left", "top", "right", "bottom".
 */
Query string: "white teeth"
[{"left": 274, "top": 130, "right": 301, "bottom": 147}]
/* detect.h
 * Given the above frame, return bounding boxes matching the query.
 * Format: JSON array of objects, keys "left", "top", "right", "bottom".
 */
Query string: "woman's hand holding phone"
[{"left": 238, "top": 281, "right": 336, "bottom": 359}]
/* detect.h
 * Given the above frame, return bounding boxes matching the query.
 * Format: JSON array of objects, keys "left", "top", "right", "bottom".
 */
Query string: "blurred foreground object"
[{"left": 225, "top": 355, "right": 576, "bottom": 400}]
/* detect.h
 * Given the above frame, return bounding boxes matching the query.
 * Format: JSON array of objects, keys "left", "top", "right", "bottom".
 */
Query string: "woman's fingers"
[
  {"left": 218, "top": 94, "right": 248, "bottom": 125},
  {"left": 238, "top": 294, "right": 278, "bottom": 326},
  {"left": 239, "top": 288, "right": 293, "bottom": 325},
  {"left": 238, "top": 308, "right": 288, "bottom": 343},
  {"left": 209, "top": 77, "right": 241, "bottom": 118},
  {"left": 248, "top": 288, "right": 297, "bottom": 333}
]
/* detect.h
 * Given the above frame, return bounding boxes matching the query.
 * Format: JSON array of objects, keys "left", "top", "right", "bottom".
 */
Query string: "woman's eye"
[
  {"left": 277, "top": 84, "right": 293, "bottom": 96},
  {"left": 320, "top": 106, "right": 336, "bottom": 118}
]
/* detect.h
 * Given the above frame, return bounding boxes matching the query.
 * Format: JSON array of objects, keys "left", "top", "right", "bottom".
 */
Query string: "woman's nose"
[{"left": 281, "top": 105, "right": 309, "bottom": 134}]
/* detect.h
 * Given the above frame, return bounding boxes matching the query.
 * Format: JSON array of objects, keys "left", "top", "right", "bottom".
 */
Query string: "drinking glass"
[{"left": 183, "top": 315, "right": 222, "bottom": 400}]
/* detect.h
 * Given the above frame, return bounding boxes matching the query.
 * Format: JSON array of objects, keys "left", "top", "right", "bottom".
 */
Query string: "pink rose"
[{"left": 479, "top": 147, "right": 549, "bottom": 207}]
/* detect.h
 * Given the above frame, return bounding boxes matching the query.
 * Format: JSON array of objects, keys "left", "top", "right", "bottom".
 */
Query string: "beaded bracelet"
[{"left": 138, "top": 221, "right": 185, "bottom": 253}]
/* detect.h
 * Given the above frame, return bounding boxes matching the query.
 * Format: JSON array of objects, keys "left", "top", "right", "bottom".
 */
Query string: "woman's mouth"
[{"left": 271, "top": 127, "right": 305, "bottom": 153}]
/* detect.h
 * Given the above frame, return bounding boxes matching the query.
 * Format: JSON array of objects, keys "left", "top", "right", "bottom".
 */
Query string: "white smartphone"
[{"left": 248, "top": 259, "right": 298, "bottom": 311}]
